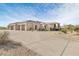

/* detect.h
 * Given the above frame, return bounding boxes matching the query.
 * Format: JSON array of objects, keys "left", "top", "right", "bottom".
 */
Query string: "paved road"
[{"left": 8, "top": 31, "right": 79, "bottom": 56}]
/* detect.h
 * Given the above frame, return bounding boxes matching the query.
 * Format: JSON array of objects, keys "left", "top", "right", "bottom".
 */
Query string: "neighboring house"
[{"left": 8, "top": 20, "right": 60, "bottom": 31}]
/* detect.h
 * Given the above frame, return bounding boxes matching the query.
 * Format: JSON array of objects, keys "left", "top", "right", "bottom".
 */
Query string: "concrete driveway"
[{"left": 8, "top": 31, "right": 79, "bottom": 56}]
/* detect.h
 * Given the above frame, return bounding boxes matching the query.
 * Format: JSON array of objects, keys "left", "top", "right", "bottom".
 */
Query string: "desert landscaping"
[
  {"left": 0, "top": 3, "right": 79, "bottom": 56},
  {"left": 0, "top": 21, "right": 79, "bottom": 56},
  {"left": 0, "top": 31, "right": 39, "bottom": 56},
  {"left": 0, "top": 29, "right": 79, "bottom": 56}
]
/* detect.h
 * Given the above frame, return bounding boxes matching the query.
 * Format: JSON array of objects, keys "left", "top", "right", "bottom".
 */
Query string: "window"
[
  {"left": 44, "top": 25, "right": 46, "bottom": 29},
  {"left": 21, "top": 25, "right": 25, "bottom": 31},
  {"left": 54, "top": 24, "right": 56, "bottom": 28},
  {"left": 35, "top": 25, "right": 37, "bottom": 30}
]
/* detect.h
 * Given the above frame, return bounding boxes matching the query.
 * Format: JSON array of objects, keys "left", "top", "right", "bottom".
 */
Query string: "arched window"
[
  {"left": 44, "top": 25, "right": 46, "bottom": 29},
  {"left": 21, "top": 25, "right": 25, "bottom": 31},
  {"left": 54, "top": 24, "right": 56, "bottom": 28},
  {"left": 35, "top": 25, "right": 37, "bottom": 30}
]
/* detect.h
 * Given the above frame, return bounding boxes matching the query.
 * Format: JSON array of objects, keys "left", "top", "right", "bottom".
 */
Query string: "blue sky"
[{"left": 0, "top": 3, "right": 79, "bottom": 27}]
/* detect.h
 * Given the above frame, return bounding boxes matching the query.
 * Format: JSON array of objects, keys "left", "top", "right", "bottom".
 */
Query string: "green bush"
[
  {"left": 68, "top": 27, "right": 74, "bottom": 33},
  {"left": 64, "top": 24, "right": 74, "bottom": 33},
  {"left": 38, "top": 28, "right": 48, "bottom": 31},
  {"left": 74, "top": 27, "right": 79, "bottom": 32},
  {"left": 60, "top": 28, "right": 67, "bottom": 34},
  {"left": 74, "top": 27, "right": 79, "bottom": 35},
  {"left": 0, "top": 27, "right": 7, "bottom": 30}
]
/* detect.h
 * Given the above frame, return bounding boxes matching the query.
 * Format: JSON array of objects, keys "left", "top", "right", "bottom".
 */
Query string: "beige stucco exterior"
[{"left": 8, "top": 20, "right": 60, "bottom": 31}]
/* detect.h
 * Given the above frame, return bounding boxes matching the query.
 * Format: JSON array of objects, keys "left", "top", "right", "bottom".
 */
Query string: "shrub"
[
  {"left": 0, "top": 27, "right": 7, "bottom": 30},
  {"left": 64, "top": 24, "right": 74, "bottom": 33},
  {"left": 38, "top": 28, "right": 48, "bottom": 31},
  {"left": 60, "top": 28, "right": 67, "bottom": 34},
  {"left": 68, "top": 27, "right": 74, "bottom": 33},
  {"left": 74, "top": 27, "right": 79, "bottom": 35},
  {"left": 0, "top": 31, "right": 9, "bottom": 45},
  {"left": 0, "top": 31, "right": 22, "bottom": 47},
  {"left": 74, "top": 27, "right": 79, "bottom": 32}
]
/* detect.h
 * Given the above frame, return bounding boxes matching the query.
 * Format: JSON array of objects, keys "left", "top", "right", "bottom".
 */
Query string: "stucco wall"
[{"left": 8, "top": 21, "right": 60, "bottom": 31}]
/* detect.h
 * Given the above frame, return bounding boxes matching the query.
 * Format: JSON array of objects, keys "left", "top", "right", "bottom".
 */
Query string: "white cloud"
[
  {"left": 1, "top": 4, "right": 79, "bottom": 26},
  {"left": 46, "top": 4, "right": 79, "bottom": 25}
]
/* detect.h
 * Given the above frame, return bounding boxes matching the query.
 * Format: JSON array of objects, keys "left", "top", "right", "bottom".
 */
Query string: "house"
[{"left": 8, "top": 20, "right": 60, "bottom": 31}]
